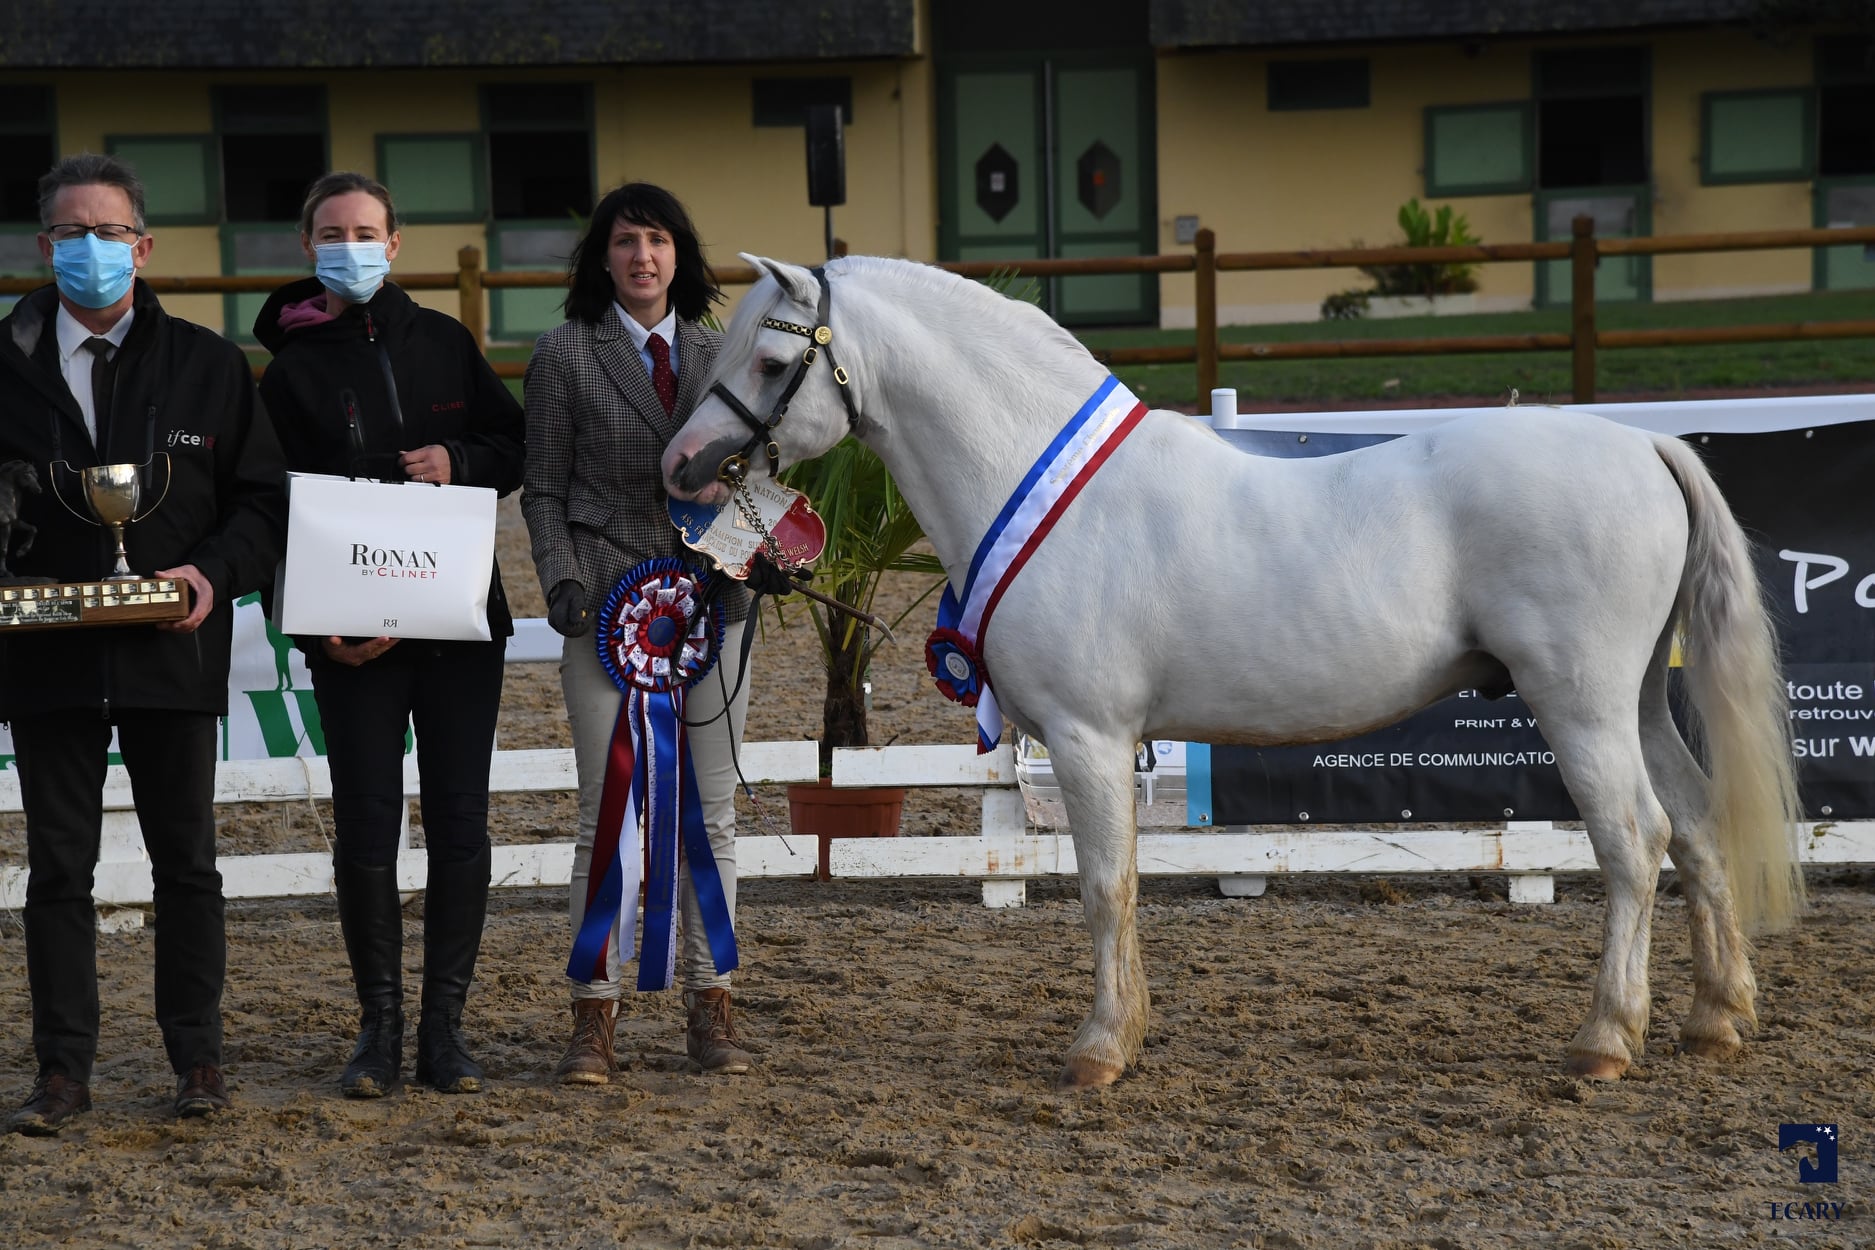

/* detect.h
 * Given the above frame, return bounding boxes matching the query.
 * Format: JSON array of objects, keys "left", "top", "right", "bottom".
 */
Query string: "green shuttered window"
[
  {"left": 378, "top": 134, "right": 486, "bottom": 223},
  {"left": 105, "top": 135, "right": 219, "bottom": 225},
  {"left": 1702, "top": 89, "right": 1813, "bottom": 185},
  {"left": 1424, "top": 103, "right": 1533, "bottom": 197}
]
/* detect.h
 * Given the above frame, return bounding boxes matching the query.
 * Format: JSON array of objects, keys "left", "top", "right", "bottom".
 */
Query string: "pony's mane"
[
  {"left": 712, "top": 255, "right": 1094, "bottom": 396},
  {"left": 830, "top": 255, "right": 1089, "bottom": 360}
]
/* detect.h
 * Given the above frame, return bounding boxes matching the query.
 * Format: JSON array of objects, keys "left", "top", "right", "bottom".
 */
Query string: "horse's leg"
[
  {"left": 1531, "top": 694, "right": 1673, "bottom": 1080},
  {"left": 1048, "top": 729, "right": 1148, "bottom": 1089},
  {"left": 14, "top": 517, "right": 33, "bottom": 559},
  {"left": 1638, "top": 625, "right": 1757, "bottom": 1059}
]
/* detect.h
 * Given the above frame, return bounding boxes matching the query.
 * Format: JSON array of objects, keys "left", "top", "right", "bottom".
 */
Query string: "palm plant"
[
  {"left": 1358, "top": 198, "right": 1483, "bottom": 298},
  {"left": 778, "top": 441, "right": 944, "bottom": 768}
]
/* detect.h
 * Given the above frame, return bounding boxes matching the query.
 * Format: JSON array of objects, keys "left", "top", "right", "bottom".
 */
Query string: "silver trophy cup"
[{"left": 51, "top": 455, "right": 171, "bottom": 582}]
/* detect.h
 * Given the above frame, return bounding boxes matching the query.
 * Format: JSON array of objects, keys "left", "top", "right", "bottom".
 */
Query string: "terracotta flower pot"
[{"left": 786, "top": 778, "right": 906, "bottom": 880}]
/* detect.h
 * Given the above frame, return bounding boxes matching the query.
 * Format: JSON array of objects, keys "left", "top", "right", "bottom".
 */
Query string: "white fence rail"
[
  {"left": 836, "top": 745, "right": 1875, "bottom": 906},
  {"left": 4, "top": 740, "right": 1870, "bottom": 918}
]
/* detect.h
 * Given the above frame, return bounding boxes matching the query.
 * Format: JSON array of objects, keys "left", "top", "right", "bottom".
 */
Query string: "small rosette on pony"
[
  {"left": 567, "top": 557, "right": 738, "bottom": 992},
  {"left": 925, "top": 626, "right": 985, "bottom": 706}
]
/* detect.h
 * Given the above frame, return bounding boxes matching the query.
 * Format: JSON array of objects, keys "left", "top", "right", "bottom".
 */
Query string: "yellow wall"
[
  {"left": 1155, "top": 43, "right": 1535, "bottom": 327},
  {"left": 29, "top": 25, "right": 1836, "bottom": 340},
  {"left": 37, "top": 61, "right": 938, "bottom": 338},
  {"left": 51, "top": 71, "right": 224, "bottom": 328},
  {"left": 1153, "top": 30, "right": 1826, "bottom": 326},
  {"left": 1651, "top": 30, "right": 1815, "bottom": 300}
]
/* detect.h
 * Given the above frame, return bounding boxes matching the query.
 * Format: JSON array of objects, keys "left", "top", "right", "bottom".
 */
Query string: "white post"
[
  {"left": 979, "top": 787, "right": 1029, "bottom": 907},
  {"left": 1209, "top": 387, "right": 1239, "bottom": 429},
  {"left": 1217, "top": 874, "right": 1267, "bottom": 898},
  {"left": 1507, "top": 874, "right": 1556, "bottom": 904},
  {"left": 981, "top": 880, "right": 1027, "bottom": 908},
  {"left": 1506, "top": 820, "right": 1558, "bottom": 904},
  {"left": 96, "top": 811, "right": 147, "bottom": 933}
]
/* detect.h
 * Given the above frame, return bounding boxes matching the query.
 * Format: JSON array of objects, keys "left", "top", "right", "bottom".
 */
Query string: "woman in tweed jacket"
[{"left": 521, "top": 183, "right": 756, "bottom": 1082}]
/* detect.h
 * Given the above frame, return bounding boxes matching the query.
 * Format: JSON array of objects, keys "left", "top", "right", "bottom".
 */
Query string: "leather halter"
[{"left": 708, "top": 265, "right": 861, "bottom": 484}]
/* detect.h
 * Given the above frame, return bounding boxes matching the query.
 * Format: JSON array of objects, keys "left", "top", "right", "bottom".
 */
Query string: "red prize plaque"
[{"left": 667, "top": 478, "right": 827, "bottom": 579}]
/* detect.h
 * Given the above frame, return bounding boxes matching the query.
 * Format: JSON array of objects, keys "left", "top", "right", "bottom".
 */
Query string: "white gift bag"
[{"left": 276, "top": 473, "right": 497, "bottom": 642}]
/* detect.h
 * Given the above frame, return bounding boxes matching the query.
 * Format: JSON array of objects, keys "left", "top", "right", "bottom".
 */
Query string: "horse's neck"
[{"left": 854, "top": 279, "right": 1109, "bottom": 586}]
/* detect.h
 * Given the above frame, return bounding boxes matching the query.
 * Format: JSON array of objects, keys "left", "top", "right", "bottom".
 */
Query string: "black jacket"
[
  {"left": 0, "top": 281, "right": 288, "bottom": 718},
  {"left": 253, "top": 278, "right": 526, "bottom": 643}
]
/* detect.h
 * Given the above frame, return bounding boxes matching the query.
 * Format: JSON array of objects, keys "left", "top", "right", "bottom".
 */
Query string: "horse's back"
[{"left": 996, "top": 406, "right": 1692, "bottom": 743}]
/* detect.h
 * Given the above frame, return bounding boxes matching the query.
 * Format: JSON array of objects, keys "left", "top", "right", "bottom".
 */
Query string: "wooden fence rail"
[{"left": 5, "top": 223, "right": 1874, "bottom": 401}]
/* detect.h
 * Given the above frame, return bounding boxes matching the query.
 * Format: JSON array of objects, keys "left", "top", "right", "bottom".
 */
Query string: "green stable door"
[
  {"left": 1815, "top": 179, "right": 1875, "bottom": 291},
  {"left": 939, "top": 53, "right": 1157, "bottom": 327}
]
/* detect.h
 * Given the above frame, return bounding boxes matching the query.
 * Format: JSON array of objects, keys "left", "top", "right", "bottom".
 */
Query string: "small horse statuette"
[{"left": 0, "top": 459, "right": 43, "bottom": 581}]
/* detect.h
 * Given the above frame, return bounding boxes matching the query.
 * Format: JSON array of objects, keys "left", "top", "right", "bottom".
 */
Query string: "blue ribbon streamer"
[
  {"left": 678, "top": 724, "right": 740, "bottom": 979},
  {"left": 634, "top": 686, "right": 740, "bottom": 991},
  {"left": 637, "top": 688, "right": 680, "bottom": 990}
]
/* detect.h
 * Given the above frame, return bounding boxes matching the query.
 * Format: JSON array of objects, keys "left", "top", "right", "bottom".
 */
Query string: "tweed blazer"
[{"left": 521, "top": 310, "right": 749, "bottom": 622}]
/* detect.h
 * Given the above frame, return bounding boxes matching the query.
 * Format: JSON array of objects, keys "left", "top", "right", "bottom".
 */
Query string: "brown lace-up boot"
[
  {"left": 684, "top": 988, "right": 753, "bottom": 1075},
  {"left": 554, "top": 999, "right": 619, "bottom": 1085}
]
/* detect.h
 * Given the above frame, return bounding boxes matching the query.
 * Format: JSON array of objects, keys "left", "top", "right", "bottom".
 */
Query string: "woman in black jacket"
[{"left": 255, "top": 172, "right": 524, "bottom": 1097}]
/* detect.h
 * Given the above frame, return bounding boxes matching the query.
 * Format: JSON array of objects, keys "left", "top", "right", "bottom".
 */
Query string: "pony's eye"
[{"left": 758, "top": 358, "right": 789, "bottom": 379}]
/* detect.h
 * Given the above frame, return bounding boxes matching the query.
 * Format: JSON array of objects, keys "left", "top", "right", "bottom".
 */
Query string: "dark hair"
[
  {"left": 298, "top": 171, "right": 398, "bottom": 238},
  {"left": 564, "top": 182, "right": 721, "bottom": 324},
  {"left": 38, "top": 153, "right": 147, "bottom": 233}
]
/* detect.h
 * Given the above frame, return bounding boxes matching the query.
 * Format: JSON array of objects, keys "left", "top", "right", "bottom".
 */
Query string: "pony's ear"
[{"left": 739, "top": 252, "right": 818, "bottom": 309}]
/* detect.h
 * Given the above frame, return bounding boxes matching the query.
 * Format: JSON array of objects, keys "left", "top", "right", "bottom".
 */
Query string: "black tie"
[{"left": 83, "top": 337, "right": 115, "bottom": 453}]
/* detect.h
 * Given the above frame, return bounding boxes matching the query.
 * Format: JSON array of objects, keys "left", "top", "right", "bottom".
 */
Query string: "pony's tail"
[{"left": 1654, "top": 434, "right": 1805, "bottom": 933}]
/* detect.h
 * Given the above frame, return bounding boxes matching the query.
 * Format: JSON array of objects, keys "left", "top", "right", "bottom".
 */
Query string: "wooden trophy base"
[{"left": 0, "top": 578, "right": 191, "bottom": 631}]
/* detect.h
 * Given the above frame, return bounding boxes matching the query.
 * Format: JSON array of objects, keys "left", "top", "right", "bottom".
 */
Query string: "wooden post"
[
  {"left": 1194, "top": 227, "right": 1218, "bottom": 400},
  {"left": 1570, "top": 215, "right": 1596, "bottom": 404},
  {"left": 457, "top": 245, "right": 485, "bottom": 349}
]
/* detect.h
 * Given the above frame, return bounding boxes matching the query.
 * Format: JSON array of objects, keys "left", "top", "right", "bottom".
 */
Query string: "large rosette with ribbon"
[{"left": 567, "top": 558, "right": 738, "bottom": 992}]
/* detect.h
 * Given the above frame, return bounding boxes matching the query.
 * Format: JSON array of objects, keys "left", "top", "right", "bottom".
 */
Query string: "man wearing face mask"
[
  {"left": 253, "top": 171, "right": 524, "bottom": 1098},
  {"left": 0, "top": 153, "right": 288, "bottom": 1134}
]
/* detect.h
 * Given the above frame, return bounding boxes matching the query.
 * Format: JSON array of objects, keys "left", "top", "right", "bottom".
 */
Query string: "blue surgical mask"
[
  {"left": 51, "top": 234, "right": 137, "bottom": 309},
  {"left": 314, "top": 241, "right": 391, "bottom": 304}
]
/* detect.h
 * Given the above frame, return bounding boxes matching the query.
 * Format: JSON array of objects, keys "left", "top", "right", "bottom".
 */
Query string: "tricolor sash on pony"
[
  {"left": 926, "top": 374, "right": 1148, "bottom": 751},
  {"left": 567, "top": 558, "right": 739, "bottom": 991}
]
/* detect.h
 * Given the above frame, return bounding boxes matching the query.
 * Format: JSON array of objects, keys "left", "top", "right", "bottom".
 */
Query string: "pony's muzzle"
[{"left": 668, "top": 432, "right": 756, "bottom": 500}]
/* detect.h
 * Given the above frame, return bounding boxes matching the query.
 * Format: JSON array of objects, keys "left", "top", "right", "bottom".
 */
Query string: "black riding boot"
[
  {"left": 414, "top": 845, "right": 490, "bottom": 1093},
  {"left": 334, "top": 860, "right": 404, "bottom": 1098}
]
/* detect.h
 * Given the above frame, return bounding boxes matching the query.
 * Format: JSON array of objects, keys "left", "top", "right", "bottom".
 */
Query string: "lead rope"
[{"left": 677, "top": 483, "right": 811, "bottom": 855}]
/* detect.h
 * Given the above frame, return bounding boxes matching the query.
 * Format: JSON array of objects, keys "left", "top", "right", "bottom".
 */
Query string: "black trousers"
[
  {"left": 15, "top": 709, "right": 223, "bottom": 1082},
  {"left": 309, "top": 637, "right": 505, "bottom": 869}
]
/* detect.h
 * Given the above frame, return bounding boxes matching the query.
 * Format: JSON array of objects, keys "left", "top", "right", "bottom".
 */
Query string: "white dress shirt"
[
  {"left": 55, "top": 302, "right": 135, "bottom": 449},
  {"left": 613, "top": 303, "right": 679, "bottom": 382}
]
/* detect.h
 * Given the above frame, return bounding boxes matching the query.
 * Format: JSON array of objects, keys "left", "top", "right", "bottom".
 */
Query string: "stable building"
[{"left": 0, "top": 1, "right": 1868, "bottom": 338}]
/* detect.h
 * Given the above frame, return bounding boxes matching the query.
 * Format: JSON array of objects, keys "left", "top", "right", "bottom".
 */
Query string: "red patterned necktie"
[{"left": 647, "top": 332, "right": 676, "bottom": 416}]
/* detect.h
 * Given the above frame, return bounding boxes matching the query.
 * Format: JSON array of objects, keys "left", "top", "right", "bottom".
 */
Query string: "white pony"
[{"left": 663, "top": 255, "right": 1803, "bottom": 1089}]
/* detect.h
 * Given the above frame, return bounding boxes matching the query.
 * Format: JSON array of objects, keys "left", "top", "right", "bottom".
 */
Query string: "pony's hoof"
[
  {"left": 1677, "top": 1031, "right": 1743, "bottom": 1061},
  {"left": 1056, "top": 1056, "right": 1123, "bottom": 1089},
  {"left": 1563, "top": 1051, "right": 1629, "bottom": 1081}
]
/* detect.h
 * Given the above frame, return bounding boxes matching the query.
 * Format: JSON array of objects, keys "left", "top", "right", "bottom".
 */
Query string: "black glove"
[
  {"left": 746, "top": 553, "right": 805, "bottom": 597},
  {"left": 547, "top": 579, "right": 592, "bottom": 637}
]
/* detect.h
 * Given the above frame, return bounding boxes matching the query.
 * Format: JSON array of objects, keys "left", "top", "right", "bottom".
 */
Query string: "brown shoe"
[
  {"left": 684, "top": 988, "right": 753, "bottom": 1075},
  {"left": 554, "top": 999, "right": 618, "bottom": 1085},
  {"left": 7, "top": 1072, "right": 91, "bottom": 1136},
  {"left": 173, "top": 1064, "right": 232, "bottom": 1118}
]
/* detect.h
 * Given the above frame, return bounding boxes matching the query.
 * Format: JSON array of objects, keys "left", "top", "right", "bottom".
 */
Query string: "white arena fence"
[
  {"left": 1, "top": 738, "right": 1869, "bottom": 922},
  {"left": 3, "top": 394, "right": 1874, "bottom": 920}
]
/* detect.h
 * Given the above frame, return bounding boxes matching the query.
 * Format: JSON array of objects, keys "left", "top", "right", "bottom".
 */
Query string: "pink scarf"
[{"left": 277, "top": 296, "right": 336, "bottom": 333}]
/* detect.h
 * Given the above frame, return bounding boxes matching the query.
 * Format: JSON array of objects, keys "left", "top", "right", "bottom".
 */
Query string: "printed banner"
[
  {"left": 1191, "top": 398, "right": 1875, "bottom": 825},
  {"left": 0, "top": 593, "right": 339, "bottom": 769}
]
